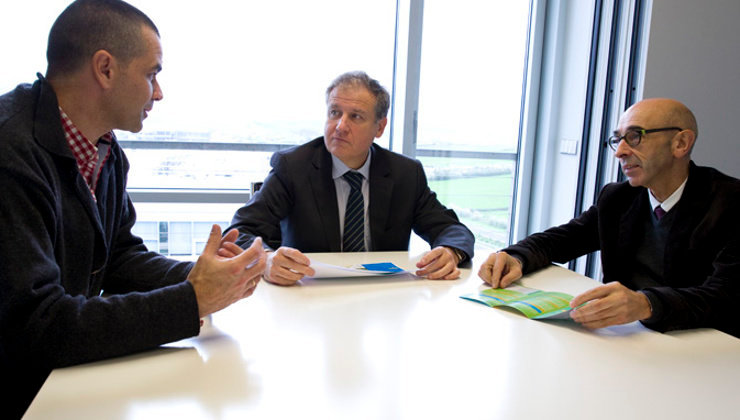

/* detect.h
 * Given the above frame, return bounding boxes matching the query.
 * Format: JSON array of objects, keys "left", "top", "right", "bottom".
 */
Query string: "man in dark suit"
[
  {"left": 228, "top": 71, "right": 474, "bottom": 285},
  {"left": 479, "top": 98, "right": 739, "bottom": 337}
]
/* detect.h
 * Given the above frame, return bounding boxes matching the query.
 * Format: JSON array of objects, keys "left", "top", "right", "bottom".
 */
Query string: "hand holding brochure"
[
  {"left": 307, "top": 261, "right": 406, "bottom": 279},
  {"left": 460, "top": 285, "right": 576, "bottom": 320}
]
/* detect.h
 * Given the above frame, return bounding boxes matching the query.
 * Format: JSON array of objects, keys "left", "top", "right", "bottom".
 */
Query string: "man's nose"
[
  {"left": 335, "top": 115, "right": 349, "bottom": 132},
  {"left": 153, "top": 80, "right": 164, "bottom": 102},
  {"left": 614, "top": 138, "right": 631, "bottom": 158}
]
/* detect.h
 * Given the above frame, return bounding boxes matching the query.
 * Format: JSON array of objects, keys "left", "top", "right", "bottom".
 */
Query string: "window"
[
  {"left": 414, "top": 1, "right": 530, "bottom": 249},
  {"left": 1, "top": 0, "right": 533, "bottom": 256}
]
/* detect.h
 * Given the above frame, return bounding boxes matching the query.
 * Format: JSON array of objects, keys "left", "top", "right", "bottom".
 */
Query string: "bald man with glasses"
[{"left": 479, "top": 98, "right": 740, "bottom": 337}]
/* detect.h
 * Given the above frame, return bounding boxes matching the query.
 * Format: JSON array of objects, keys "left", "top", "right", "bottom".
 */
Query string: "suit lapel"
[
  {"left": 368, "top": 145, "right": 393, "bottom": 251},
  {"left": 309, "top": 143, "right": 342, "bottom": 251}
]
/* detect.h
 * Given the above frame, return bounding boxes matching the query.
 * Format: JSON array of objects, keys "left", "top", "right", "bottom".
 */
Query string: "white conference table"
[{"left": 25, "top": 251, "right": 740, "bottom": 419}]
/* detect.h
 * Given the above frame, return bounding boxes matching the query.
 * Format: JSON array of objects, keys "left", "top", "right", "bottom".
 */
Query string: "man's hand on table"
[
  {"left": 415, "top": 246, "right": 461, "bottom": 280},
  {"left": 478, "top": 251, "right": 523, "bottom": 288},
  {"left": 569, "top": 282, "right": 652, "bottom": 329},
  {"left": 219, "top": 243, "right": 315, "bottom": 286},
  {"left": 262, "top": 246, "right": 315, "bottom": 286}
]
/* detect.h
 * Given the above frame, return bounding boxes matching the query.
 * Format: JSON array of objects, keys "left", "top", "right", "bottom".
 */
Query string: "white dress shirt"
[{"left": 648, "top": 176, "right": 688, "bottom": 213}]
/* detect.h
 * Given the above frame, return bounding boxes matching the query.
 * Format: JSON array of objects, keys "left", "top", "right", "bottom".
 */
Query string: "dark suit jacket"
[
  {"left": 229, "top": 137, "right": 474, "bottom": 261},
  {"left": 504, "top": 162, "right": 739, "bottom": 337}
]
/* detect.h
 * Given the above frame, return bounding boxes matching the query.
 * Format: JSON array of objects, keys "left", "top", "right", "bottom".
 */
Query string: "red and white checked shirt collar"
[{"left": 59, "top": 107, "right": 113, "bottom": 200}]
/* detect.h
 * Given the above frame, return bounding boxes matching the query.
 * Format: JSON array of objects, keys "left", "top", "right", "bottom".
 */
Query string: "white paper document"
[{"left": 306, "top": 261, "right": 407, "bottom": 279}]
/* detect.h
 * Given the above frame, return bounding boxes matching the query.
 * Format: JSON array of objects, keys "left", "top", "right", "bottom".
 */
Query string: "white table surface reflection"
[{"left": 25, "top": 251, "right": 740, "bottom": 419}]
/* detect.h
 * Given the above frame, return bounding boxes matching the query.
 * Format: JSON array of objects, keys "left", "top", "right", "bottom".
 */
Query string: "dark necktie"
[
  {"left": 654, "top": 205, "right": 666, "bottom": 220},
  {"left": 342, "top": 171, "right": 365, "bottom": 252}
]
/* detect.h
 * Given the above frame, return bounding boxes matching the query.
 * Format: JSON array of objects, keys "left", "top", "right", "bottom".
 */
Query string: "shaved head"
[
  {"left": 623, "top": 98, "right": 698, "bottom": 139},
  {"left": 615, "top": 98, "right": 698, "bottom": 200}
]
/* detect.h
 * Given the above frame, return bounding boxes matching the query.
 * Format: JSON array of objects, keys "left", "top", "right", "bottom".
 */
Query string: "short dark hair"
[
  {"left": 326, "top": 71, "right": 390, "bottom": 121},
  {"left": 46, "top": 0, "right": 159, "bottom": 77}
]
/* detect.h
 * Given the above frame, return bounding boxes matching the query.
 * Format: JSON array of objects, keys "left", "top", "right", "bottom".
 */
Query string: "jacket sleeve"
[
  {"left": 503, "top": 202, "right": 601, "bottom": 274},
  {"left": 0, "top": 163, "right": 199, "bottom": 375},
  {"left": 228, "top": 152, "right": 293, "bottom": 251},
  {"left": 410, "top": 160, "right": 475, "bottom": 263},
  {"left": 101, "top": 191, "right": 195, "bottom": 292}
]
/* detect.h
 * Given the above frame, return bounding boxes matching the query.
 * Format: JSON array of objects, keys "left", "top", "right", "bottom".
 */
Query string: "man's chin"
[
  {"left": 626, "top": 177, "right": 643, "bottom": 187},
  {"left": 120, "top": 122, "right": 145, "bottom": 134}
]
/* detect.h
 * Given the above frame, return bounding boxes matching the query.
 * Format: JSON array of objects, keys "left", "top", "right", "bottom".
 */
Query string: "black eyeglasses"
[{"left": 606, "top": 127, "right": 683, "bottom": 151}]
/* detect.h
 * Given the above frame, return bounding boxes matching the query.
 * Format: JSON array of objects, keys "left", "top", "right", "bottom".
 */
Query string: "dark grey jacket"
[{"left": 0, "top": 76, "right": 200, "bottom": 418}]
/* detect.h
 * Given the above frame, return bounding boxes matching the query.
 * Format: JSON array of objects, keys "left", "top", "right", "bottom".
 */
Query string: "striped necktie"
[{"left": 342, "top": 171, "right": 366, "bottom": 252}]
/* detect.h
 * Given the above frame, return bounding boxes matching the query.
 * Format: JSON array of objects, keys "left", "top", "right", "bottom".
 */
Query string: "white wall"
[{"left": 643, "top": 0, "right": 740, "bottom": 178}]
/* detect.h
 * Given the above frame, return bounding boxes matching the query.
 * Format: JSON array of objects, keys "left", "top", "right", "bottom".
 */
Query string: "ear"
[
  {"left": 672, "top": 129, "right": 696, "bottom": 158},
  {"left": 375, "top": 117, "right": 388, "bottom": 138},
  {"left": 91, "top": 50, "right": 117, "bottom": 89}
]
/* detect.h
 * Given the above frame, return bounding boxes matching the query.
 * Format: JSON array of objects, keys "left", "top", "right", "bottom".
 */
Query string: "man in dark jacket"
[
  {"left": 0, "top": 1, "right": 265, "bottom": 417},
  {"left": 228, "top": 71, "right": 475, "bottom": 285},
  {"left": 479, "top": 98, "right": 739, "bottom": 337}
]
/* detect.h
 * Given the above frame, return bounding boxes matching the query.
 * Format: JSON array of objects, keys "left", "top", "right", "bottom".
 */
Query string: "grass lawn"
[
  {"left": 428, "top": 175, "right": 514, "bottom": 210},
  {"left": 427, "top": 174, "right": 515, "bottom": 249}
]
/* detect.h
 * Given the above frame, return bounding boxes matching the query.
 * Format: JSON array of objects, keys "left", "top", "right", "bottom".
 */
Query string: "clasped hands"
[
  {"left": 220, "top": 244, "right": 462, "bottom": 286},
  {"left": 478, "top": 251, "right": 652, "bottom": 329}
]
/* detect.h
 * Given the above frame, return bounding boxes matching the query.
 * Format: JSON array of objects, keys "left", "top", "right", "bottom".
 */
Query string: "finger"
[
  {"left": 423, "top": 253, "right": 457, "bottom": 279},
  {"left": 266, "top": 268, "right": 302, "bottom": 286},
  {"left": 490, "top": 254, "right": 510, "bottom": 288},
  {"left": 418, "top": 247, "right": 456, "bottom": 275},
  {"left": 279, "top": 247, "right": 312, "bottom": 266},
  {"left": 243, "top": 252, "right": 267, "bottom": 278},
  {"left": 416, "top": 248, "right": 443, "bottom": 268},
  {"left": 266, "top": 253, "right": 306, "bottom": 284},
  {"left": 277, "top": 264, "right": 309, "bottom": 280},
  {"left": 276, "top": 249, "right": 314, "bottom": 276},
  {"left": 242, "top": 283, "right": 258, "bottom": 298},
  {"left": 242, "top": 277, "right": 261, "bottom": 298},
  {"left": 577, "top": 314, "right": 621, "bottom": 330},
  {"left": 477, "top": 255, "right": 496, "bottom": 285},
  {"left": 200, "top": 224, "right": 223, "bottom": 257},
  {"left": 439, "top": 267, "right": 461, "bottom": 280},
  {"left": 221, "top": 228, "right": 240, "bottom": 244},
  {"left": 415, "top": 261, "right": 439, "bottom": 277},
  {"left": 218, "top": 242, "right": 242, "bottom": 258},
  {"left": 570, "top": 298, "right": 622, "bottom": 326},
  {"left": 570, "top": 284, "right": 613, "bottom": 308},
  {"left": 499, "top": 262, "right": 522, "bottom": 288},
  {"left": 233, "top": 237, "right": 264, "bottom": 265},
  {"left": 421, "top": 263, "right": 448, "bottom": 279},
  {"left": 415, "top": 256, "right": 439, "bottom": 275}
]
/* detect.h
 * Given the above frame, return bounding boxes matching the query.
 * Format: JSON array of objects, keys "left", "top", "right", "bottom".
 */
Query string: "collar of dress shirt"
[
  {"left": 648, "top": 176, "right": 688, "bottom": 213},
  {"left": 59, "top": 107, "right": 98, "bottom": 181},
  {"left": 59, "top": 107, "right": 114, "bottom": 200},
  {"left": 331, "top": 148, "right": 372, "bottom": 180}
]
